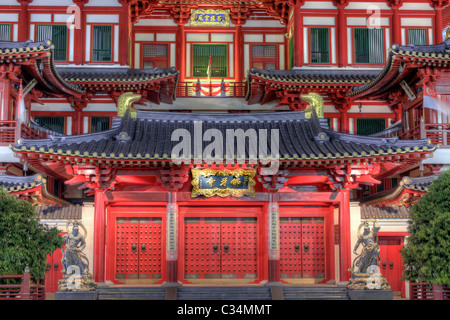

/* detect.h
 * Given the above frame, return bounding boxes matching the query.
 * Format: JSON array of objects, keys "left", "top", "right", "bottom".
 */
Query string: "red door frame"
[
  {"left": 378, "top": 232, "right": 407, "bottom": 297},
  {"left": 106, "top": 204, "right": 167, "bottom": 285},
  {"left": 279, "top": 204, "right": 335, "bottom": 284},
  {"left": 178, "top": 204, "right": 264, "bottom": 284}
]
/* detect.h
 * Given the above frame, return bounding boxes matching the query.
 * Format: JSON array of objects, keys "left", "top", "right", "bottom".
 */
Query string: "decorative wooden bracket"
[
  {"left": 156, "top": 166, "right": 189, "bottom": 192},
  {"left": 65, "top": 164, "right": 118, "bottom": 195}
]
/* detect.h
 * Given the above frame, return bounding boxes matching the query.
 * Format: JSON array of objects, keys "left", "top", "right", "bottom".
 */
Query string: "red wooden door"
[
  {"left": 184, "top": 217, "right": 257, "bottom": 280},
  {"left": 280, "top": 217, "right": 325, "bottom": 280},
  {"left": 115, "top": 217, "right": 162, "bottom": 283},
  {"left": 379, "top": 237, "right": 403, "bottom": 294},
  {"left": 45, "top": 247, "right": 64, "bottom": 293}
]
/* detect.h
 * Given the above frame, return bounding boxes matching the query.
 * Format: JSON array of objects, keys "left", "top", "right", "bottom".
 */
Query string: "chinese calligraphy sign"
[
  {"left": 190, "top": 9, "right": 230, "bottom": 27},
  {"left": 191, "top": 168, "right": 256, "bottom": 198}
]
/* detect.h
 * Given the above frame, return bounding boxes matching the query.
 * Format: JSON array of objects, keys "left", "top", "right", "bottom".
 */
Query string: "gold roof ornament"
[
  {"left": 117, "top": 92, "right": 141, "bottom": 118},
  {"left": 301, "top": 92, "right": 324, "bottom": 118},
  {"left": 446, "top": 27, "right": 450, "bottom": 41}
]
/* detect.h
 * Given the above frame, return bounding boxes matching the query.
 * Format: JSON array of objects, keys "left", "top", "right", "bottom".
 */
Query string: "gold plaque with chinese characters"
[
  {"left": 190, "top": 9, "right": 230, "bottom": 27},
  {"left": 191, "top": 168, "right": 256, "bottom": 198}
]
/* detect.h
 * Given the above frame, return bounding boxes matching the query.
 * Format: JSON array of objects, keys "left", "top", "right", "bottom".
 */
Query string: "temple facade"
[{"left": 0, "top": 0, "right": 449, "bottom": 299}]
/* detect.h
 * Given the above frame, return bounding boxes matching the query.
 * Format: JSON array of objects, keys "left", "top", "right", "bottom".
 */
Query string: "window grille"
[
  {"left": 0, "top": 24, "right": 11, "bottom": 41},
  {"left": 192, "top": 44, "right": 227, "bottom": 78},
  {"left": 34, "top": 116, "right": 65, "bottom": 135},
  {"left": 143, "top": 44, "right": 169, "bottom": 69},
  {"left": 36, "top": 25, "right": 67, "bottom": 61},
  {"left": 354, "top": 28, "right": 384, "bottom": 64},
  {"left": 251, "top": 45, "right": 277, "bottom": 70},
  {"left": 310, "top": 28, "right": 329, "bottom": 63},
  {"left": 408, "top": 29, "right": 427, "bottom": 45},
  {"left": 91, "top": 117, "right": 111, "bottom": 133},
  {"left": 92, "top": 25, "right": 112, "bottom": 62},
  {"left": 356, "top": 118, "right": 386, "bottom": 136}
]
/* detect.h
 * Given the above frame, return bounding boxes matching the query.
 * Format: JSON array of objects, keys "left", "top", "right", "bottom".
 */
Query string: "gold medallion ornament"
[
  {"left": 191, "top": 168, "right": 256, "bottom": 198},
  {"left": 190, "top": 9, "right": 230, "bottom": 27}
]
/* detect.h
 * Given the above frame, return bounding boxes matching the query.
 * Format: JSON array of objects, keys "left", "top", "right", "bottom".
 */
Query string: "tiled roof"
[
  {"left": 360, "top": 205, "right": 410, "bottom": 219},
  {"left": 349, "top": 39, "right": 450, "bottom": 98},
  {"left": 34, "top": 204, "right": 82, "bottom": 220},
  {"left": 0, "top": 40, "right": 84, "bottom": 97},
  {"left": 0, "top": 173, "right": 45, "bottom": 192},
  {"left": 12, "top": 109, "right": 435, "bottom": 164}
]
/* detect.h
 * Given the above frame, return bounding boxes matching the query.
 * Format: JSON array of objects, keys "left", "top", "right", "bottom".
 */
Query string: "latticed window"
[
  {"left": 408, "top": 29, "right": 427, "bottom": 45},
  {"left": 92, "top": 25, "right": 112, "bottom": 62},
  {"left": 34, "top": 116, "right": 65, "bottom": 135},
  {"left": 90, "top": 117, "right": 110, "bottom": 133},
  {"left": 0, "top": 24, "right": 11, "bottom": 41},
  {"left": 36, "top": 25, "right": 67, "bottom": 61},
  {"left": 310, "top": 28, "right": 329, "bottom": 63},
  {"left": 354, "top": 28, "right": 384, "bottom": 64},
  {"left": 251, "top": 45, "right": 277, "bottom": 70},
  {"left": 192, "top": 44, "right": 227, "bottom": 78},
  {"left": 356, "top": 118, "right": 386, "bottom": 136},
  {"left": 143, "top": 44, "right": 168, "bottom": 69}
]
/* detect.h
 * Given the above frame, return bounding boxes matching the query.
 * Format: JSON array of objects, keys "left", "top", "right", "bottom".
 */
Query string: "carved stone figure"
[
  {"left": 351, "top": 220, "right": 380, "bottom": 274},
  {"left": 58, "top": 221, "right": 96, "bottom": 292}
]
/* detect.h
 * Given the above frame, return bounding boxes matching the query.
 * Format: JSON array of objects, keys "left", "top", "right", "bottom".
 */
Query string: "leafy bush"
[
  {"left": 0, "top": 188, "right": 63, "bottom": 283},
  {"left": 401, "top": 169, "right": 450, "bottom": 285}
]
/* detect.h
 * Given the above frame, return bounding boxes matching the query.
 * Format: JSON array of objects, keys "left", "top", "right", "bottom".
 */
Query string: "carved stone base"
[
  {"left": 347, "top": 272, "right": 391, "bottom": 291},
  {"left": 57, "top": 273, "right": 97, "bottom": 292}
]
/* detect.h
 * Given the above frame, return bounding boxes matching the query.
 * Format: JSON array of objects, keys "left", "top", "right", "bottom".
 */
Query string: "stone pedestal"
[
  {"left": 55, "top": 291, "right": 98, "bottom": 300},
  {"left": 56, "top": 273, "right": 98, "bottom": 300},
  {"left": 347, "top": 272, "right": 393, "bottom": 300}
]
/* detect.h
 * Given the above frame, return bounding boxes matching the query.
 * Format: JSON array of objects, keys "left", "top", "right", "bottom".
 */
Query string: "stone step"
[
  {"left": 177, "top": 287, "right": 272, "bottom": 300},
  {"left": 97, "top": 286, "right": 166, "bottom": 300}
]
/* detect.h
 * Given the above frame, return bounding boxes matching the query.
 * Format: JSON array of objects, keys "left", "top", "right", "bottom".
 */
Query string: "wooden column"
[
  {"left": 431, "top": 0, "right": 448, "bottom": 44},
  {"left": 235, "top": 24, "right": 244, "bottom": 83},
  {"left": 258, "top": 170, "right": 289, "bottom": 283},
  {"left": 331, "top": 94, "right": 352, "bottom": 133},
  {"left": 93, "top": 189, "right": 107, "bottom": 283},
  {"left": 339, "top": 188, "right": 351, "bottom": 282},
  {"left": 176, "top": 23, "right": 186, "bottom": 82},
  {"left": 73, "top": 0, "right": 88, "bottom": 65},
  {"left": 388, "top": 0, "right": 403, "bottom": 45},
  {"left": 17, "top": 0, "right": 31, "bottom": 42},
  {"left": 292, "top": 2, "right": 304, "bottom": 67},
  {"left": 157, "top": 167, "right": 188, "bottom": 285},
  {"left": 0, "top": 79, "right": 11, "bottom": 121},
  {"left": 333, "top": 0, "right": 349, "bottom": 67}
]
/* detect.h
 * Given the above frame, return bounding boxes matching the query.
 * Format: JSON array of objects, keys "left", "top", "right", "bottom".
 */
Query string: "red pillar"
[
  {"left": 334, "top": 0, "right": 349, "bottom": 67},
  {"left": 388, "top": 0, "right": 403, "bottom": 44},
  {"left": 93, "top": 190, "right": 107, "bottom": 283},
  {"left": 119, "top": 2, "right": 130, "bottom": 66},
  {"left": 235, "top": 24, "right": 244, "bottom": 83},
  {"left": 17, "top": 1, "right": 30, "bottom": 42},
  {"left": 73, "top": 1, "right": 87, "bottom": 65},
  {"left": 177, "top": 24, "right": 186, "bottom": 82},
  {"left": 166, "top": 191, "right": 178, "bottom": 283},
  {"left": 292, "top": 2, "right": 304, "bottom": 67},
  {"left": 267, "top": 192, "right": 280, "bottom": 283},
  {"left": 339, "top": 188, "right": 351, "bottom": 282},
  {"left": 433, "top": 3, "right": 445, "bottom": 44},
  {"left": 0, "top": 79, "right": 11, "bottom": 121}
]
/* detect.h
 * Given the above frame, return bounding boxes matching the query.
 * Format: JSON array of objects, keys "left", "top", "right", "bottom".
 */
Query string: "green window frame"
[
  {"left": 0, "top": 24, "right": 11, "bottom": 41},
  {"left": 90, "top": 116, "right": 111, "bottom": 133},
  {"left": 34, "top": 116, "right": 65, "bottom": 135},
  {"left": 192, "top": 44, "right": 227, "bottom": 78},
  {"left": 354, "top": 28, "right": 384, "bottom": 64},
  {"left": 310, "top": 28, "right": 329, "bottom": 64},
  {"left": 356, "top": 118, "right": 386, "bottom": 136},
  {"left": 92, "top": 25, "right": 112, "bottom": 62},
  {"left": 407, "top": 28, "right": 427, "bottom": 45},
  {"left": 36, "top": 24, "right": 67, "bottom": 61}
]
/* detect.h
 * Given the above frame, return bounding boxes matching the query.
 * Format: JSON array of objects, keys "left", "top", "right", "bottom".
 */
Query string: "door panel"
[
  {"left": 280, "top": 217, "right": 325, "bottom": 281},
  {"left": 115, "top": 217, "right": 162, "bottom": 283},
  {"left": 184, "top": 217, "right": 257, "bottom": 281},
  {"left": 379, "top": 237, "right": 403, "bottom": 294}
]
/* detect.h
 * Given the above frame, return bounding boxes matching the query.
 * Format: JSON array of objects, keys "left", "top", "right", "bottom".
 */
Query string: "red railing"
[
  {"left": 410, "top": 283, "right": 450, "bottom": 300},
  {"left": 0, "top": 121, "right": 49, "bottom": 146},
  {"left": 0, "top": 269, "right": 46, "bottom": 300},
  {"left": 0, "top": 120, "right": 20, "bottom": 146},
  {"left": 420, "top": 122, "right": 450, "bottom": 148},
  {"left": 176, "top": 81, "right": 246, "bottom": 98}
]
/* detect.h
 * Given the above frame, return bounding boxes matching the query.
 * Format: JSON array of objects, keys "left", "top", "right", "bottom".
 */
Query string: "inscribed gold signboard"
[
  {"left": 191, "top": 168, "right": 256, "bottom": 198},
  {"left": 190, "top": 9, "right": 230, "bottom": 27}
]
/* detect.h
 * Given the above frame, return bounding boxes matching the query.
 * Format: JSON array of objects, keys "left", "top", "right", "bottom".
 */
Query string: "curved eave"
[{"left": 349, "top": 43, "right": 450, "bottom": 99}]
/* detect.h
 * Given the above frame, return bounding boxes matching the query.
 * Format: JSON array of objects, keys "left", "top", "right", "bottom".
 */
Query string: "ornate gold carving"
[
  {"left": 301, "top": 92, "right": 324, "bottom": 118},
  {"left": 117, "top": 92, "right": 141, "bottom": 118},
  {"left": 191, "top": 168, "right": 256, "bottom": 198}
]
